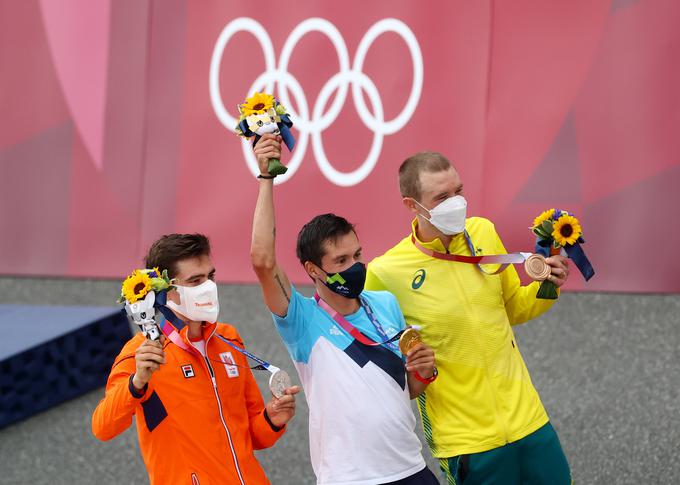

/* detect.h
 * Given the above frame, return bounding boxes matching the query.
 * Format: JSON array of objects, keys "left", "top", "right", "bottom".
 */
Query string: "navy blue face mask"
[{"left": 320, "top": 261, "right": 366, "bottom": 299}]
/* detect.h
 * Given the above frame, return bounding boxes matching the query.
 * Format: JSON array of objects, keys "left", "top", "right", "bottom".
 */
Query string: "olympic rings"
[{"left": 209, "top": 17, "right": 423, "bottom": 186}]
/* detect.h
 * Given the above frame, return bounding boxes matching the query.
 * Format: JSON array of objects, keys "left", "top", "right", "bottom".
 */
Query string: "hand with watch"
[
  {"left": 406, "top": 342, "right": 437, "bottom": 383},
  {"left": 253, "top": 134, "right": 283, "bottom": 180}
]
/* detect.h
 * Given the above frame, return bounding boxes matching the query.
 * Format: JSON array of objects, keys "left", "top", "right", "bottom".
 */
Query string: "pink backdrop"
[{"left": 1, "top": 0, "right": 678, "bottom": 292}]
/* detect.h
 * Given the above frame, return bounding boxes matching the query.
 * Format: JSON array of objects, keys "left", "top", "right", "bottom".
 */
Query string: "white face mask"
[
  {"left": 166, "top": 279, "right": 220, "bottom": 323},
  {"left": 416, "top": 195, "right": 468, "bottom": 235}
]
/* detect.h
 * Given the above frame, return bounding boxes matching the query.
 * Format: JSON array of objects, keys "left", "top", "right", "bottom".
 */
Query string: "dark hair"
[
  {"left": 144, "top": 233, "right": 211, "bottom": 278},
  {"left": 399, "top": 151, "right": 452, "bottom": 200},
  {"left": 296, "top": 214, "right": 356, "bottom": 267}
]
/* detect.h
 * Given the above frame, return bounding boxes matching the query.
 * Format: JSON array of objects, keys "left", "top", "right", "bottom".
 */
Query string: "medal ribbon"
[
  {"left": 213, "top": 334, "right": 280, "bottom": 374},
  {"left": 154, "top": 291, "right": 279, "bottom": 373},
  {"left": 411, "top": 232, "right": 532, "bottom": 275},
  {"left": 154, "top": 292, "right": 198, "bottom": 355},
  {"left": 314, "top": 293, "right": 402, "bottom": 352}
]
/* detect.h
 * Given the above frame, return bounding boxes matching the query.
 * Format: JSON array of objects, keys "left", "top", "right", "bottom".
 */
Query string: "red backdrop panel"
[{"left": 1, "top": 0, "right": 677, "bottom": 292}]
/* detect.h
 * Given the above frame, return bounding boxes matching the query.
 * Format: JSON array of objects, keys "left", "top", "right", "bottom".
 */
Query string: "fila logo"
[
  {"left": 220, "top": 352, "right": 240, "bottom": 378},
  {"left": 181, "top": 364, "right": 195, "bottom": 378}
]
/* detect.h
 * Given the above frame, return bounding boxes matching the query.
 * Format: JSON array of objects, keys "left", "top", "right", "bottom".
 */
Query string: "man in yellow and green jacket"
[{"left": 365, "top": 152, "right": 573, "bottom": 485}]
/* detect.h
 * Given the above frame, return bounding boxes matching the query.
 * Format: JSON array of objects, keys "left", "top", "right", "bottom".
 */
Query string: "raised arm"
[{"left": 250, "top": 134, "right": 293, "bottom": 317}]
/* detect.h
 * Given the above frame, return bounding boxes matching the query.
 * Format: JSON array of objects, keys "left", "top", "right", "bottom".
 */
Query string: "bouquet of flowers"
[
  {"left": 235, "top": 92, "right": 295, "bottom": 177},
  {"left": 118, "top": 268, "right": 174, "bottom": 340},
  {"left": 118, "top": 267, "right": 173, "bottom": 304},
  {"left": 530, "top": 209, "right": 595, "bottom": 299}
]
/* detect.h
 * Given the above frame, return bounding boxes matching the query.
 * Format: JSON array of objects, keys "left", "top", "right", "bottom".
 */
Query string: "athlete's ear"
[
  {"left": 167, "top": 287, "right": 181, "bottom": 305},
  {"left": 303, "top": 261, "right": 322, "bottom": 280},
  {"left": 402, "top": 197, "right": 419, "bottom": 214}
]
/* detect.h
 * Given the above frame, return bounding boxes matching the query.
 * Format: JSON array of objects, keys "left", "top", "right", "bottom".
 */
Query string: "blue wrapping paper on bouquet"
[{"left": 530, "top": 209, "right": 595, "bottom": 299}]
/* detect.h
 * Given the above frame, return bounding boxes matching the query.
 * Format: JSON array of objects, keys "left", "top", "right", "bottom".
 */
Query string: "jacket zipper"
[
  {"left": 190, "top": 329, "right": 246, "bottom": 485},
  {"left": 450, "top": 257, "right": 511, "bottom": 445}
]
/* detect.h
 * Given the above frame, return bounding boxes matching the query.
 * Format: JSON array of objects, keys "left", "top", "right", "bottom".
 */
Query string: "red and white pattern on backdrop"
[{"left": 0, "top": 0, "right": 678, "bottom": 292}]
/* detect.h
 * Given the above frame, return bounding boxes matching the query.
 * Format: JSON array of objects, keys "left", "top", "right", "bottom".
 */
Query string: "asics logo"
[
  {"left": 412, "top": 269, "right": 426, "bottom": 290},
  {"left": 210, "top": 17, "right": 423, "bottom": 186}
]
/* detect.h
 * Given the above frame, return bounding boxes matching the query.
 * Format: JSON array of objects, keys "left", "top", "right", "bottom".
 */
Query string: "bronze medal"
[{"left": 524, "top": 254, "right": 551, "bottom": 281}]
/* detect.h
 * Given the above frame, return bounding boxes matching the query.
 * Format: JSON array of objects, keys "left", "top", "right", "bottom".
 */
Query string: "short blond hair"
[{"left": 398, "top": 152, "right": 452, "bottom": 200}]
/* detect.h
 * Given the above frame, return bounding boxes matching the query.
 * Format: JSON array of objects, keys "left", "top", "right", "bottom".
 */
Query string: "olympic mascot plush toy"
[
  {"left": 235, "top": 92, "right": 295, "bottom": 177},
  {"left": 118, "top": 268, "right": 173, "bottom": 341}
]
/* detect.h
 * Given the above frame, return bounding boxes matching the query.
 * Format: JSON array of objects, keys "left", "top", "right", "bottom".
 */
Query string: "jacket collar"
[{"left": 411, "top": 218, "right": 467, "bottom": 254}]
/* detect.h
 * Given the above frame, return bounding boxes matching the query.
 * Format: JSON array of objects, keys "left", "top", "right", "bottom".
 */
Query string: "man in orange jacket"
[{"left": 92, "top": 233, "right": 300, "bottom": 485}]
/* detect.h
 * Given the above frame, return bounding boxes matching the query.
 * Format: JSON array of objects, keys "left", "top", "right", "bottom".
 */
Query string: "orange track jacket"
[{"left": 92, "top": 322, "right": 285, "bottom": 485}]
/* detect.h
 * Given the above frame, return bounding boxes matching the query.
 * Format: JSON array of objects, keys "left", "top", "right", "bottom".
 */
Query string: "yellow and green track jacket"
[{"left": 366, "top": 217, "right": 556, "bottom": 458}]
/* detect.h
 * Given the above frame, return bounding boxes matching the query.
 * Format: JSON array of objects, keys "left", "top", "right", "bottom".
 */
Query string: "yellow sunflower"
[
  {"left": 240, "top": 92, "right": 275, "bottom": 117},
  {"left": 552, "top": 215, "right": 582, "bottom": 246},
  {"left": 121, "top": 270, "right": 152, "bottom": 303},
  {"left": 533, "top": 208, "right": 556, "bottom": 229}
]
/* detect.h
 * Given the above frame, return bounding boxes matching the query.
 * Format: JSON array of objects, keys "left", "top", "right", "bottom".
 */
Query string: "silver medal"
[{"left": 268, "top": 369, "right": 291, "bottom": 398}]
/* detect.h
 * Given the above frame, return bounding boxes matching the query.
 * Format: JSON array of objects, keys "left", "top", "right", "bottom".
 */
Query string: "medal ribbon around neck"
[
  {"left": 314, "top": 293, "right": 402, "bottom": 353},
  {"left": 212, "top": 334, "right": 281, "bottom": 375},
  {"left": 154, "top": 292, "right": 198, "bottom": 354},
  {"left": 210, "top": 335, "right": 291, "bottom": 398},
  {"left": 155, "top": 292, "right": 281, "bottom": 374},
  {"left": 410, "top": 232, "right": 532, "bottom": 276}
]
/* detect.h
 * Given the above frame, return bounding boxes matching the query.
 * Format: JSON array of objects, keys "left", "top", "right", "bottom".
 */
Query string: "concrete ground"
[{"left": 0, "top": 277, "right": 678, "bottom": 484}]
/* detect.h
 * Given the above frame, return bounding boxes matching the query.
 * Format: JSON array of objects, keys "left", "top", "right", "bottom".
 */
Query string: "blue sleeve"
[
  {"left": 271, "top": 285, "right": 308, "bottom": 346},
  {"left": 383, "top": 292, "right": 407, "bottom": 360}
]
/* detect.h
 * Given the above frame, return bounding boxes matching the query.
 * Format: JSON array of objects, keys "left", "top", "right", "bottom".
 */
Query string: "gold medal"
[
  {"left": 524, "top": 254, "right": 551, "bottom": 281},
  {"left": 399, "top": 327, "right": 422, "bottom": 355}
]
